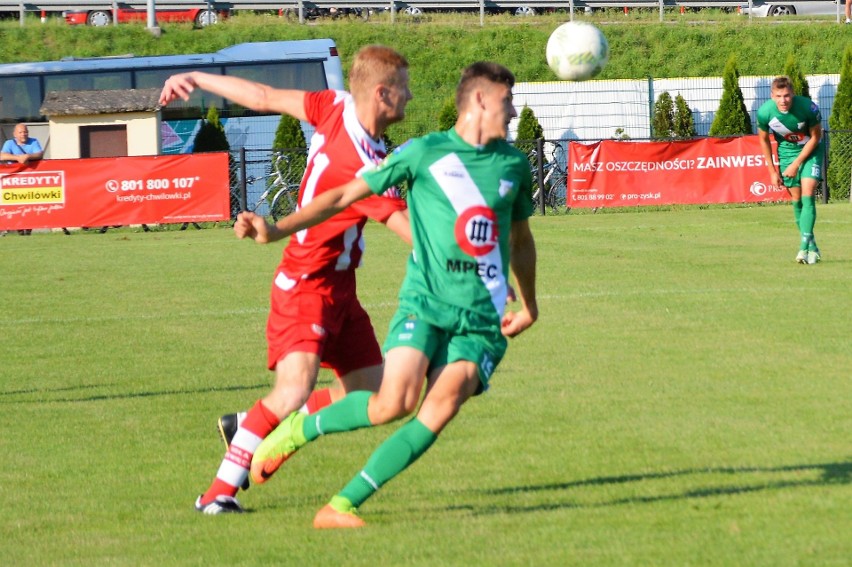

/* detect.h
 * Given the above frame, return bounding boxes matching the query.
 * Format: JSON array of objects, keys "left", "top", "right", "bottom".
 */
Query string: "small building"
[{"left": 39, "top": 87, "right": 162, "bottom": 159}]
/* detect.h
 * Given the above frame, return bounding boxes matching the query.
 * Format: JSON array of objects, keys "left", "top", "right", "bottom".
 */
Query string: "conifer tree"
[
  {"left": 193, "top": 106, "right": 229, "bottom": 152},
  {"left": 515, "top": 105, "right": 544, "bottom": 155},
  {"left": 652, "top": 91, "right": 675, "bottom": 139},
  {"left": 709, "top": 56, "right": 753, "bottom": 136},
  {"left": 437, "top": 97, "right": 457, "bottom": 131},
  {"left": 783, "top": 54, "right": 811, "bottom": 99},
  {"left": 827, "top": 45, "right": 852, "bottom": 200},
  {"left": 273, "top": 112, "right": 307, "bottom": 152},
  {"left": 269, "top": 113, "right": 308, "bottom": 210},
  {"left": 673, "top": 94, "right": 697, "bottom": 138},
  {"left": 273, "top": 113, "right": 307, "bottom": 179},
  {"left": 192, "top": 106, "right": 232, "bottom": 224}
]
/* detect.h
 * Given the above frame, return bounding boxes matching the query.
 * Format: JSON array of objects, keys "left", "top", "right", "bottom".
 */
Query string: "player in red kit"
[{"left": 159, "top": 45, "right": 413, "bottom": 514}]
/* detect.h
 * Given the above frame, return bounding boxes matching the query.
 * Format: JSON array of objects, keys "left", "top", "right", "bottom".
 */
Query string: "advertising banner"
[
  {"left": 0, "top": 153, "right": 230, "bottom": 231},
  {"left": 567, "top": 136, "right": 789, "bottom": 208}
]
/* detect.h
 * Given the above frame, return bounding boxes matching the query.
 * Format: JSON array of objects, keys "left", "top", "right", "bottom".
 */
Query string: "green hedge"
[{"left": 2, "top": 15, "right": 852, "bottom": 143}]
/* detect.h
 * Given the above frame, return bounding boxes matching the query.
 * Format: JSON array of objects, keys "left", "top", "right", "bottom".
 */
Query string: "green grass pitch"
[{"left": 1, "top": 204, "right": 850, "bottom": 565}]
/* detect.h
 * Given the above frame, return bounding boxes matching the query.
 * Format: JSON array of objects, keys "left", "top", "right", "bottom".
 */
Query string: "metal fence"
[
  {"left": 826, "top": 129, "right": 852, "bottom": 202},
  {"left": 510, "top": 75, "right": 842, "bottom": 144},
  {"left": 6, "top": 0, "right": 840, "bottom": 25},
  {"left": 229, "top": 129, "right": 852, "bottom": 222}
]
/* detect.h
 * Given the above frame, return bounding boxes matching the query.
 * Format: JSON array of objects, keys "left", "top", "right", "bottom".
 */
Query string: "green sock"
[
  {"left": 799, "top": 196, "right": 816, "bottom": 251},
  {"left": 791, "top": 199, "right": 803, "bottom": 231},
  {"left": 302, "top": 390, "right": 372, "bottom": 441},
  {"left": 339, "top": 418, "right": 437, "bottom": 508},
  {"left": 328, "top": 495, "right": 358, "bottom": 515}
]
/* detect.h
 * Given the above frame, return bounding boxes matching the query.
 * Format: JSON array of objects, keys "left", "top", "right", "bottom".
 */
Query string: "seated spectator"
[
  {"left": 2, "top": 123, "right": 44, "bottom": 235},
  {"left": 1, "top": 123, "right": 43, "bottom": 164}
]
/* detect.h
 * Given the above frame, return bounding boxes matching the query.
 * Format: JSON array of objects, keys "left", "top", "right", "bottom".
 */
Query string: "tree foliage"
[
  {"left": 652, "top": 91, "right": 675, "bottom": 139},
  {"left": 827, "top": 45, "right": 852, "bottom": 201},
  {"left": 271, "top": 113, "right": 308, "bottom": 207},
  {"left": 709, "top": 56, "right": 752, "bottom": 137},
  {"left": 673, "top": 94, "right": 697, "bottom": 138},
  {"left": 273, "top": 112, "right": 307, "bottom": 151},
  {"left": 193, "top": 106, "right": 229, "bottom": 153},
  {"left": 828, "top": 46, "right": 852, "bottom": 132},
  {"left": 272, "top": 112, "right": 308, "bottom": 173},
  {"left": 654, "top": 91, "right": 696, "bottom": 139},
  {"left": 437, "top": 97, "right": 457, "bottom": 131},
  {"left": 515, "top": 105, "right": 544, "bottom": 155},
  {"left": 192, "top": 106, "right": 237, "bottom": 218},
  {"left": 783, "top": 54, "right": 810, "bottom": 100}
]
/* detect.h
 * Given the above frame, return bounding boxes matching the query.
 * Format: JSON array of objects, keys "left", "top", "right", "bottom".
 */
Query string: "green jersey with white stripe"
[
  {"left": 362, "top": 128, "right": 533, "bottom": 326},
  {"left": 756, "top": 95, "right": 822, "bottom": 161}
]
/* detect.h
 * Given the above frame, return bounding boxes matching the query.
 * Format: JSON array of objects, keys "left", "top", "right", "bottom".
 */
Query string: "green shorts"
[
  {"left": 383, "top": 295, "right": 507, "bottom": 394},
  {"left": 780, "top": 145, "right": 824, "bottom": 188}
]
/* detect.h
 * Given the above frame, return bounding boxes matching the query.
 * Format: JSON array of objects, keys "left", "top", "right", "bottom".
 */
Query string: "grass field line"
[{"left": 3, "top": 285, "right": 806, "bottom": 326}]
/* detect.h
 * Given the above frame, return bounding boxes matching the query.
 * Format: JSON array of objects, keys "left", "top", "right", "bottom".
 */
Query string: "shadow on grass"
[
  {"left": 459, "top": 460, "right": 851, "bottom": 514},
  {"left": 0, "top": 383, "right": 117, "bottom": 396},
  {"left": 0, "top": 382, "right": 268, "bottom": 403}
]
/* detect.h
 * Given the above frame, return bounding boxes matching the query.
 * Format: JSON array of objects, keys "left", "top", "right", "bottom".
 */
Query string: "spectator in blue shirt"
[
  {"left": 1, "top": 123, "right": 43, "bottom": 164},
  {"left": 2, "top": 123, "right": 43, "bottom": 234}
]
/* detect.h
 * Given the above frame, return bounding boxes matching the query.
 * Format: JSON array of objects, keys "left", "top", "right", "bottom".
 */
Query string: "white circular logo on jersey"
[{"left": 454, "top": 206, "right": 498, "bottom": 257}]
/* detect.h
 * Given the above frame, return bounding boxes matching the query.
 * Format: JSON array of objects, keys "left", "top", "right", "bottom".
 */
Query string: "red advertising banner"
[
  {"left": 0, "top": 153, "right": 230, "bottom": 231},
  {"left": 567, "top": 136, "right": 789, "bottom": 208}
]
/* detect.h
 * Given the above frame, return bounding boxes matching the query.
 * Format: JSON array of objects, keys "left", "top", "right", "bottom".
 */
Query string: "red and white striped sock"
[{"left": 200, "top": 400, "right": 279, "bottom": 505}]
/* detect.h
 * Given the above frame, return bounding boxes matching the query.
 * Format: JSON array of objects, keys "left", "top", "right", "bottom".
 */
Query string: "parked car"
[
  {"left": 739, "top": 0, "right": 839, "bottom": 17},
  {"left": 394, "top": 4, "right": 549, "bottom": 16},
  {"left": 63, "top": 7, "right": 225, "bottom": 27}
]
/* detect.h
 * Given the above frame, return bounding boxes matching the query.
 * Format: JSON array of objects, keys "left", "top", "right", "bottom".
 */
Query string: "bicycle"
[
  {"left": 244, "top": 150, "right": 302, "bottom": 221},
  {"left": 530, "top": 141, "right": 568, "bottom": 211}
]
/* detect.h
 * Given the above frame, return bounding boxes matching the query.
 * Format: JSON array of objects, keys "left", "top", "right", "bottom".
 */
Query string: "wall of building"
[{"left": 47, "top": 113, "right": 161, "bottom": 158}]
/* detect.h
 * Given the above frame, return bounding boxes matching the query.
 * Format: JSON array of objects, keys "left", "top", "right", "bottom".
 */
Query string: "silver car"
[{"left": 739, "top": 0, "right": 841, "bottom": 17}]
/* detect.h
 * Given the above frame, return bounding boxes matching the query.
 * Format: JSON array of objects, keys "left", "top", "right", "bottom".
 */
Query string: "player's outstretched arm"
[
  {"left": 502, "top": 219, "right": 538, "bottom": 338},
  {"left": 273, "top": 177, "right": 374, "bottom": 240},
  {"left": 383, "top": 209, "right": 412, "bottom": 246},
  {"left": 159, "top": 71, "right": 308, "bottom": 120}
]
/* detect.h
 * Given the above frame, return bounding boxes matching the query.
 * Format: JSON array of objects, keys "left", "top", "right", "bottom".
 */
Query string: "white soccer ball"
[{"left": 546, "top": 22, "right": 609, "bottom": 81}]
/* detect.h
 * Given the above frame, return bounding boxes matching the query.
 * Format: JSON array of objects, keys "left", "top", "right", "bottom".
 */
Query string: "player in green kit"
[
  {"left": 239, "top": 61, "right": 538, "bottom": 528},
  {"left": 756, "top": 75, "right": 824, "bottom": 265}
]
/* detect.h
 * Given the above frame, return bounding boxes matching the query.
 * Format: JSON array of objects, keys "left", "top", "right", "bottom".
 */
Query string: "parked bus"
[{"left": 0, "top": 39, "right": 345, "bottom": 155}]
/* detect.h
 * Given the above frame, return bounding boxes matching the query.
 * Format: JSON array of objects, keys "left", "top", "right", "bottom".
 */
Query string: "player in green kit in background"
[
  {"left": 236, "top": 61, "right": 538, "bottom": 528},
  {"left": 756, "top": 75, "right": 824, "bottom": 265}
]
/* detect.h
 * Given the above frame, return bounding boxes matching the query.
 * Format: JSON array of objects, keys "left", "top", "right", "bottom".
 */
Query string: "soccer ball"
[{"left": 546, "top": 22, "right": 609, "bottom": 81}]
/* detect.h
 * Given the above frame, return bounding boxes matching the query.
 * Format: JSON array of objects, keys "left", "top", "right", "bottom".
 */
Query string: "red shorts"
[{"left": 266, "top": 269, "right": 382, "bottom": 376}]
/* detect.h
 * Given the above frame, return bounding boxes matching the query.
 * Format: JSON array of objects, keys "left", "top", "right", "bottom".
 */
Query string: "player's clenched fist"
[{"left": 234, "top": 211, "right": 273, "bottom": 243}]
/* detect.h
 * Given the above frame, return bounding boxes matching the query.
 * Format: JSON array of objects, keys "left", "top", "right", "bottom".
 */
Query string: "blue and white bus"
[{"left": 0, "top": 39, "right": 345, "bottom": 155}]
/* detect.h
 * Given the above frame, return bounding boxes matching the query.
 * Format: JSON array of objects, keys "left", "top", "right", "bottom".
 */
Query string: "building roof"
[{"left": 40, "top": 88, "right": 162, "bottom": 116}]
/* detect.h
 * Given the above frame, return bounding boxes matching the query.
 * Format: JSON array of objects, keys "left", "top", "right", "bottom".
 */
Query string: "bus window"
[
  {"left": 224, "top": 61, "right": 328, "bottom": 117},
  {"left": 227, "top": 62, "right": 327, "bottom": 90},
  {"left": 45, "top": 71, "right": 132, "bottom": 96},
  {"left": 134, "top": 66, "right": 226, "bottom": 120},
  {"left": 0, "top": 75, "right": 41, "bottom": 123}
]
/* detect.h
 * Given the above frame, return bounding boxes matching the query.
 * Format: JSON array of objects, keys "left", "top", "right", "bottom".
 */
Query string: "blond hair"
[{"left": 349, "top": 45, "right": 409, "bottom": 96}]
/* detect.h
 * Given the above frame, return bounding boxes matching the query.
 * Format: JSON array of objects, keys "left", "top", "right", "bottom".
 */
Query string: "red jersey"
[{"left": 278, "top": 90, "right": 406, "bottom": 278}]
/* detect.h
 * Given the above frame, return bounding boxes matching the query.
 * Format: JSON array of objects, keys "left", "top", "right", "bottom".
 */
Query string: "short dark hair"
[
  {"left": 455, "top": 62, "right": 515, "bottom": 111},
  {"left": 771, "top": 75, "right": 793, "bottom": 92}
]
